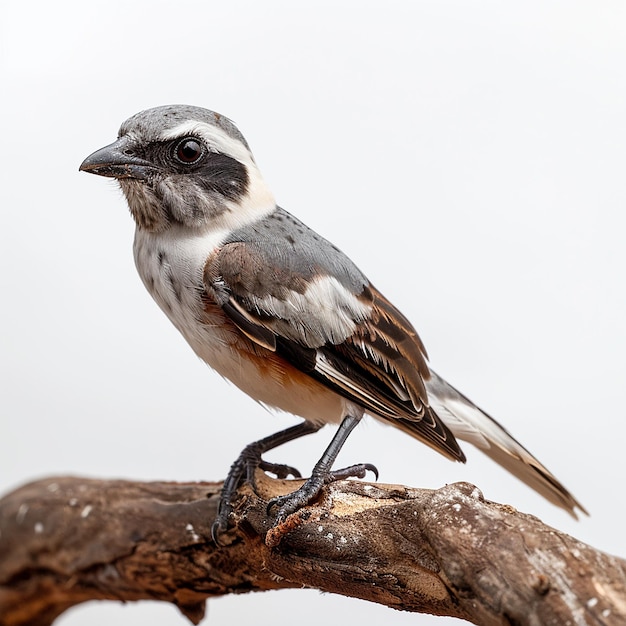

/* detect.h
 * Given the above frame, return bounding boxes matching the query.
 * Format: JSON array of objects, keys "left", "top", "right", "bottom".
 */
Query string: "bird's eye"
[{"left": 174, "top": 138, "right": 204, "bottom": 164}]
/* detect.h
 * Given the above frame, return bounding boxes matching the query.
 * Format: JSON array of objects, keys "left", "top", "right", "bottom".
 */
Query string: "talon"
[
  {"left": 259, "top": 460, "right": 302, "bottom": 480},
  {"left": 266, "top": 494, "right": 284, "bottom": 515},
  {"left": 211, "top": 496, "right": 234, "bottom": 545},
  {"left": 327, "top": 462, "right": 378, "bottom": 482},
  {"left": 211, "top": 518, "right": 226, "bottom": 546}
]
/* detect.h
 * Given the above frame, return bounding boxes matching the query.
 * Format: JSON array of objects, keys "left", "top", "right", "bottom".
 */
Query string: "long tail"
[{"left": 425, "top": 370, "right": 587, "bottom": 518}]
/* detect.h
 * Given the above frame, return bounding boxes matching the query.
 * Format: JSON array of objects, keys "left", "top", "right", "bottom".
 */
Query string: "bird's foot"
[
  {"left": 266, "top": 462, "right": 378, "bottom": 525},
  {"left": 211, "top": 442, "right": 301, "bottom": 544}
]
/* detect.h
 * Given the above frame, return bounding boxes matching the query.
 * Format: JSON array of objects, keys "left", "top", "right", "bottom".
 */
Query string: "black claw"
[
  {"left": 327, "top": 462, "right": 379, "bottom": 482},
  {"left": 266, "top": 495, "right": 281, "bottom": 515},
  {"left": 364, "top": 462, "right": 379, "bottom": 481},
  {"left": 259, "top": 460, "right": 302, "bottom": 479},
  {"left": 210, "top": 519, "right": 225, "bottom": 546},
  {"left": 211, "top": 497, "right": 234, "bottom": 545}
]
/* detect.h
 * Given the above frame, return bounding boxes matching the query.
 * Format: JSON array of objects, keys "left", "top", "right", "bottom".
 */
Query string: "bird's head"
[{"left": 80, "top": 105, "right": 275, "bottom": 232}]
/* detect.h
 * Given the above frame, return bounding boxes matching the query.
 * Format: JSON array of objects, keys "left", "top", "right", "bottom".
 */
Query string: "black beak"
[{"left": 79, "top": 137, "right": 154, "bottom": 179}]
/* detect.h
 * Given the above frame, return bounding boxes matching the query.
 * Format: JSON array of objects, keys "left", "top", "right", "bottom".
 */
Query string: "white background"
[{"left": 1, "top": 2, "right": 625, "bottom": 624}]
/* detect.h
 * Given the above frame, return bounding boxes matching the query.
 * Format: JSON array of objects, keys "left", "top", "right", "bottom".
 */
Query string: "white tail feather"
[{"left": 426, "top": 370, "right": 587, "bottom": 517}]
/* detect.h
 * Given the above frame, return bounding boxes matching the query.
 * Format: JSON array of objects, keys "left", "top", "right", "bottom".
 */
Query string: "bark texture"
[{"left": 1, "top": 475, "right": 624, "bottom": 626}]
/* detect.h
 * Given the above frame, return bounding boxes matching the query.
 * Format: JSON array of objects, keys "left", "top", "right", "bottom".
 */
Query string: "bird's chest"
[
  {"left": 132, "top": 227, "right": 233, "bottom": 354},
  {"left": 131, "top": 226, "right": 347, "bottom": 423}
]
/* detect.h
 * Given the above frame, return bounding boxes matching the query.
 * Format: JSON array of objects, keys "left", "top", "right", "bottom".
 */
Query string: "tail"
[{"left": 425, "top": 370, "right": 587, "bottom": 518}]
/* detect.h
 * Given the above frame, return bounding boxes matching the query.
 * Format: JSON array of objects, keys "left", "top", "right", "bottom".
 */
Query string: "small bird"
[{"left": 80, "top": 105, "right": 586, "bottom": 538}]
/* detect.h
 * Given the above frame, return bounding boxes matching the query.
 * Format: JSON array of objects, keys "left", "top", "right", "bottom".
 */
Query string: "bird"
[{"left": 80, "top": 104, "right": 586, "bottom": 539}]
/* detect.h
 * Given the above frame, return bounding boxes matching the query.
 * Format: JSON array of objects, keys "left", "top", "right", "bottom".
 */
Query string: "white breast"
[
  {"left": 132, "top": 223, "right": 349, "bottom": 425},
  {"left": 126, "top": 142, "right": 352, "bottom": 424},
  {"left": 133, "top": 224, "right": 235, "bottom": 360}
]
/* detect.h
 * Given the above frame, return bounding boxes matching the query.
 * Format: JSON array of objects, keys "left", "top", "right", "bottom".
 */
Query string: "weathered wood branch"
[{"left": 0, "top": 475, "right": 624, "bottom": 626}]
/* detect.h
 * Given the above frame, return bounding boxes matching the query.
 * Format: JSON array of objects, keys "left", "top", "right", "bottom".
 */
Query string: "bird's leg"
[
  {"left": 267, "top": 414, "right": 378, "bottom": 525},
  {"left": 212, "top": 421, "right": 321, "bottom": 542}
]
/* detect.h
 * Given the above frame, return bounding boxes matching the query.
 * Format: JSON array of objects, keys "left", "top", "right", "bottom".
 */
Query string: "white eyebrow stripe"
[{"left": 160, "top": 120, "right": 254, "bottom": 166}]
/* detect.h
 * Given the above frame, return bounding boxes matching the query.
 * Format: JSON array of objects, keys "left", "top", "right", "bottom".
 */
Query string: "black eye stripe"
[{"left": 174, "top": 137, "right": 205, "bottom": 164}]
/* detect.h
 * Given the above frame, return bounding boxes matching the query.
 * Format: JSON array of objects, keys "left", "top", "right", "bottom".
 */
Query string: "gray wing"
[
  {"left": 204, "top": 208, "right": 587, "bottom": 518},
  {"left": 205, "top": 208, "right": 465, "bottom": 462}
]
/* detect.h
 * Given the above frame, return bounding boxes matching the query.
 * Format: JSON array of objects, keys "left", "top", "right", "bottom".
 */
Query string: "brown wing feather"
[
  {"left": 329, "top": 284, "right": 465, "bottom": 462},
  {"left": 206, "top": 245, "right": 465, "bottom": 463},
  {"left": 354, "top": 285, "right": 431, "bottom": 408}
]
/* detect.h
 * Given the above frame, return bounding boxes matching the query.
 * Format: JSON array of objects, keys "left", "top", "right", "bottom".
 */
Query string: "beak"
[{"left": 79, "top": 137, "right": 154, "bottom": 180}]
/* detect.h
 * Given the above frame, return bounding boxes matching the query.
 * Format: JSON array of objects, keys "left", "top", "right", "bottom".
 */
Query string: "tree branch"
[{"left": 0, "top": 475, "right": 624, "bottom": 625}]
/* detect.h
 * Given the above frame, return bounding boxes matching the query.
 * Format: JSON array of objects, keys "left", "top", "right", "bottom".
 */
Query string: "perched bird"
[{"left": 80, "top": 105, "right": 586, "bottom": 538}]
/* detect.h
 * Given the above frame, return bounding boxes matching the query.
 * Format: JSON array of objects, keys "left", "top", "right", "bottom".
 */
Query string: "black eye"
[{"left": 174, "top": 138, "right": 204, "bottom": 164}]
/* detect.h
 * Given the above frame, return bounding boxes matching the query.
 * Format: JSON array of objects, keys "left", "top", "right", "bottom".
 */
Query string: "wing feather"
[
  {"left": 202, "top": 210, "right": 584, "bottom": 516},
  {"left": 205, "top": 238, "right": 465, "bottom": 463}
]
